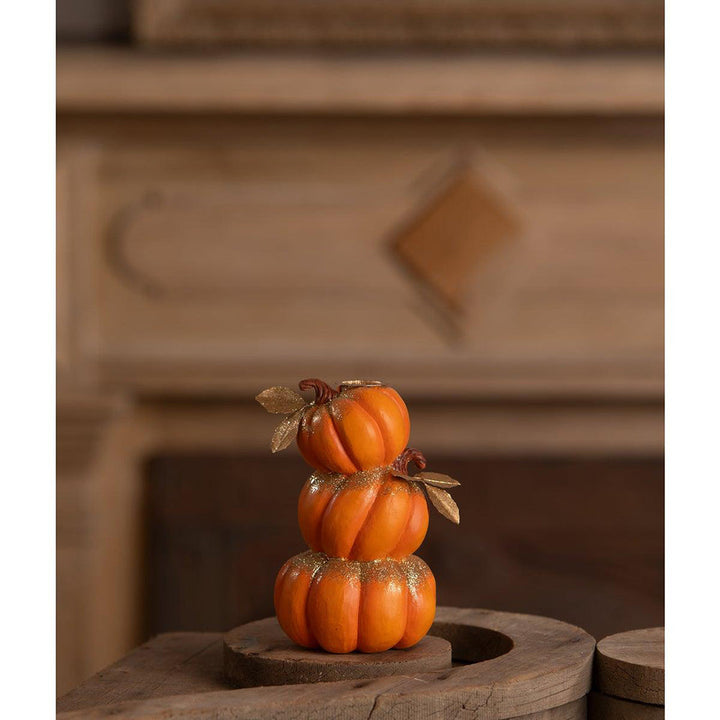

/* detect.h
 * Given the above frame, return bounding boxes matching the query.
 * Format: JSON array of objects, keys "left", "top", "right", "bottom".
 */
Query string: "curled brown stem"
[
  {"left": 392, "top": 448, "right": 427, "bottom": 475},
  {"left": 298, "top": 378, "right": 340, "bottom": 404}
]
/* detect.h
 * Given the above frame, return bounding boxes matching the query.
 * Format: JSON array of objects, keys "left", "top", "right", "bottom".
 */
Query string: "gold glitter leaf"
[
  {"left": 418, "top": 472, "right": 461, "bottom": 489},
  {"left": 271, "top": 408, "right": 304, "bottom": 453},
  {"left": 256, "top": 386, "right": 307, "bottom": 414},
  {"left": 425, "top": 485, "right": 460, "bottom": 524}
]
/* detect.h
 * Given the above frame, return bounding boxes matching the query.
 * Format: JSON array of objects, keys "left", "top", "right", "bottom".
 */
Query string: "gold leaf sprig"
[
  {"left": 416, "top": 471, "right": 461, "bottom": 489},
  {"left": 423, "top": 484, "right": 460, "bottom": 525},
  {"left": 391, "top": 467, "right": 461, "bottom": 525},
  {"left": 271, "top": 408, "right": 306, "bottom": 452},
  {"left": 256, "top": 386, "right": 307, "bottom": 414},
  {"left": 256, "top": 385, "right": 311, "bottom": 453}
]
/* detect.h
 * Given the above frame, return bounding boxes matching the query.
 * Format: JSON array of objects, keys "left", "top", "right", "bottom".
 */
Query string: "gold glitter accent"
[
  {"left": 286, "top": 550, "right": 328, "bottom": 579},
  {"left": 378, "top": 480, "right": 405, "bottom": 497},
  {"left": 307, "top": 471, "right": 345, "bottom": 493},
  {"left": 285, "top": 551, "right": 432, "bottom": 590},
  {"left": 401, "top": 555, "right": 432, "bottom": 590},
  {"left": 307, "top": 467, "right": 388, "bottom": 494},
  {"left": 328, "top": 401, "right": 347, "bottom": 423},
  {"left": 308, "top": 467, "right": 420, "bottom": 504},
  {"left": 322, "top": 556, "right": 362, "bottom": 583},
  {"left": 302, "top": 406, "right": 325, "bottom": 438},
  {"left": 338, "top": 380, "right": 385, "bottom": 391},
  {"left": 360, "top": 559, "right": 404, "bottom": 585},
  {"left": 348, "top": 467, "right": 386, "bottom": 488}
]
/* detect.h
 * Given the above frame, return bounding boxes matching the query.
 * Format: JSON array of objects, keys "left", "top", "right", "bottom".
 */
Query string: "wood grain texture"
[
  {"left": 505, "top": 700, "right": 586, "bottom": 720},
  {"left": 57, "top": 48, "right": 662, "bottom": 114},
  {"left": 588, "top": 691, "right": 664, "bottom": 719},
  {"left": 58, "top": 632, "right": 587, "bottom": 720},
  {"left": 58, "top": 607, "right": 594, "bottom": 719},
  {"left": 57, "top": 633, "right": 227, "bottom": 712},
  {"left": 134, "top": 0, "right": 662, "bottom": 50},
  {"left": 223, "top": 617, "right": 452, "bottom": 686},
  {"left": 594, "top": 628, "right": 664, "bottom": 705},
  {"left": 57, "top": 114, "right": 662, "bottom": 402}
]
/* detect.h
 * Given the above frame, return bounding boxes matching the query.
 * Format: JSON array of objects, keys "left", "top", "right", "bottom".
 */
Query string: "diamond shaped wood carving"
[{"left": 392, "top": 166, "right": 520, "bottom": 313}]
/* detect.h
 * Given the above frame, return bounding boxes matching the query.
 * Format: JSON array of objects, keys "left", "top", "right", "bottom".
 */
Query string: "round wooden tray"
[
  {"left": 223, "top": 617, "right": 452, "bottom": 687},
  {"left": 212, "top": 607, "right": 595, "bottom": 720}
]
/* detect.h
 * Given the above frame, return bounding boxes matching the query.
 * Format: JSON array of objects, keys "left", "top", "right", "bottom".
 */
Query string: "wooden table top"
[
  {"left": 57, "top": 608, "right": 596, "bottom": 720},
  {"left": 58, "top": 633, "right": 228, "bottom": 714}
]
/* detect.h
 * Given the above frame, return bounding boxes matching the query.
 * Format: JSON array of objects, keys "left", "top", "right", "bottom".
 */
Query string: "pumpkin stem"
[
  {"left": 299, "top": 378, "right": 340, "bottom": 404},
  {"left": 392, "top": 448, "right": 427, "bottom": 475}
]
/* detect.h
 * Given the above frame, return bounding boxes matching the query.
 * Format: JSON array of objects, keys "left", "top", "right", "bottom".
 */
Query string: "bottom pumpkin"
[{"left": 274, "top": 551, "right": 436, "bottom": 653}]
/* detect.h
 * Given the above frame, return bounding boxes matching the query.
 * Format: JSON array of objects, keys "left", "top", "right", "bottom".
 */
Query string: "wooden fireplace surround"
[{"left": 56, "top": 47, "right": 663, "bottom": 694}]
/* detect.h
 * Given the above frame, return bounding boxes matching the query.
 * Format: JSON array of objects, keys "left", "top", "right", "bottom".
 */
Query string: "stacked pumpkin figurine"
[{"left": 257, "top": 379, "right": 460, "bottom": 654}]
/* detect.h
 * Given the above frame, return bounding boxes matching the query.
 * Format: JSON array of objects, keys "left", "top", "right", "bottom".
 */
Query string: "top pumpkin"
[{"left": 296, "top": 379, "right": 410, "bottom": 474}]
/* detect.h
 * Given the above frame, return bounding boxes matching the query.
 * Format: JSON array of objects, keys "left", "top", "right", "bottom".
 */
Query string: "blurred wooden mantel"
[
  {"left": 57, "top": 46, "right": 663, "bottom": 693},
  {"left": 58, "top": 48, "right": 662, "bottom": 115}
]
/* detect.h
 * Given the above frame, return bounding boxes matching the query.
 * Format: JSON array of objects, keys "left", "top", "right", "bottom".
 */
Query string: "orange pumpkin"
[
  {"left": 298, "top": 448, "right": 429, "bottom": 561},
  {"left": 296, "top": 379, "right": 410, "bottom": 474},
  {"left": 274, "top": 550, "right": 436, "bottom": 653}
]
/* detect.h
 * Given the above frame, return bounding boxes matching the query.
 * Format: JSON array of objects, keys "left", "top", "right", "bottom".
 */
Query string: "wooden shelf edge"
[{"left": 57, "top": 46, "right": 663, "bottom": 115}]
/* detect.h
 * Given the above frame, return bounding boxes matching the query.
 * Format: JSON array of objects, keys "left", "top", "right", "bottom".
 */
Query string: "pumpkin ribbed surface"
[
  {"left": 274, "top": 551, "right": 436, "bottom": 653},
  {"left": 296, "top": 383, "right": 410, "bottom": 474},
  {"left": 298, "top": 469, "right": 429, "bottom": 561}
]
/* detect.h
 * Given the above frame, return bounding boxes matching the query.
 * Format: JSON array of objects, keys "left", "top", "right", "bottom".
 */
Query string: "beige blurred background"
[{"left": 56, "top": 0, "right": 663, "bottom": 696}]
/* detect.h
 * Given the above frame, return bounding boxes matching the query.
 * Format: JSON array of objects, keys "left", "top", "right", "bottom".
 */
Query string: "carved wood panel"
[
  {"left": 392, "top": 164, "right": 521, "bottom": 313},
  {"left": 60, "top": 115, "right": 662, "bottom": 397}
]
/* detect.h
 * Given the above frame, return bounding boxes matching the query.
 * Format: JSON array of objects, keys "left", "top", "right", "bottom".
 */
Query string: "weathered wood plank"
[{"left": 57, "top": 633, "right": 226, "bottom": 713}]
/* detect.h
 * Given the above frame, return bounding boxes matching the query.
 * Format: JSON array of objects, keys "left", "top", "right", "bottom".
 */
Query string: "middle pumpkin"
[{"left": 298, "top": 449, "right": 430, "bottom": 561}]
